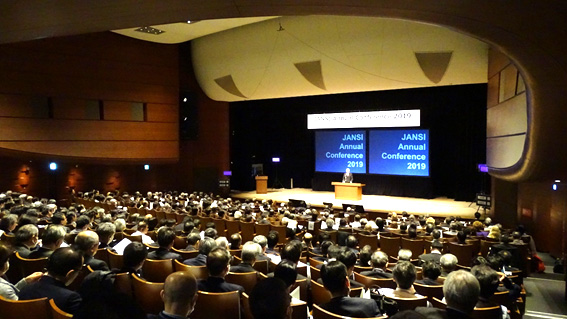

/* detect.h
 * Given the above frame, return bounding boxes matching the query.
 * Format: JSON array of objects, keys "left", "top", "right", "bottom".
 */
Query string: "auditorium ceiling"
[{"left": 1, "top": 1, "right": 567, "bottom": 181}]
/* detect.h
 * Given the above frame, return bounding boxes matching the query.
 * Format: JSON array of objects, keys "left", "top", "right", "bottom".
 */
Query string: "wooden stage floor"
[{"left": 231, "top": 188, "right": 483, "bottom": 219}]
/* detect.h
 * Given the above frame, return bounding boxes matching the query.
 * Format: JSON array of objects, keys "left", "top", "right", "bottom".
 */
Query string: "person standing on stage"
[{"left": 342, "top": 168, "right": 354, "bottom": 183}]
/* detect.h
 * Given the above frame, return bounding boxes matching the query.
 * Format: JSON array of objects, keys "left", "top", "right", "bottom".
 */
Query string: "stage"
[{"left": 230, "top": 188, "right": 483, "bottom": 219}]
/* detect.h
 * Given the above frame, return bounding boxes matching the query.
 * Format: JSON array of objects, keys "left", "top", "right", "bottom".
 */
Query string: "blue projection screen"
[
  {"left": 369, "top": 129, "right": 429, "bottom": 176},
  {"left": 315, "top": 130, "right": 366, "bottom": 173}
]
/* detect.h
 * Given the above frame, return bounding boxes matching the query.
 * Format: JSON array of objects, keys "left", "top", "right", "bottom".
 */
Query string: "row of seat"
[{"left": 0, "top": 295, "right": 72, "bottom": 319}]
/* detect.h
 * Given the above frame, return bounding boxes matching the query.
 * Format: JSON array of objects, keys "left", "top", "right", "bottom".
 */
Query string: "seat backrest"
[
  {"left": 142, "top": 258, "right": 174, "bottom": 282},
  {"left": 15, "top": 252, "right": 48, "bottom": 278},
  {"left": 114, "top": 272, "right": 133, "bottom": 297},
  {"left": 353, "top": 272, "right": 396, "bottom": 289},
  {"left": 310, "top": 265, "right": 321, "bottom": 281},
  {"left": 312, "top": 304, "right": 387, "bottom": 319},
  {"left": 131, "top": 274, "right": 164, "bottom": 315},
  {"left": 357, "top": 233, "right": 379, "bottom": 251},
  {"left": 49, "top": 298, "right": 73, "bottom": 319},
  {"left": 252, "top": 259, "right": 269, "bottom": 274},
  {"left": 470, "top": 306, "right": 502, "bottom": 319},
  {"left": 213, "top": 218, "right": 227, "bottom": 236},
  {"left": 0, "top": 295, "right": 50, "bottom": 319},
  {"left": 271, "top": 224, "right": 288, "bottom": 244},
  {"left": 192, "top": 291, "right": 241, "bottom": 319},
  {"left": 430, "top": 297, "right": 447, "bottom": 309},
  {"left": 379, "top": 236, "right": 401, "bottom": 258},
  {"left": 480, "top": 240, "right": 497, "bottom": 257},
  {"left": 401, "top": 238, "right": 425, "bottom": 258},
  {"left": 95, "top": 248, "right": 111, "bottom": 265},
  {"left": 413, "top": 282, "right": 444, "bottom": 301},
  {"left": 173, "top": 259, "right": 208, "bottom": 280},
  {"left": 124, "top": 234, "right": 142, "bottom": 243},
  {"left": 389, "top": 296, "right": 428, "bottom": 311},
  {"left": 173, "top": 235, "right": 187, "bottom": 249},
  {"left": 310, "top": 257, "right": 325, "bottom": 268},
  {"left": 225, "top": 219, "right": 240, "bottom": 237},
  {"left": 0, "top": 232, "right": 16, "bottom": 245},
  {"left": 311, "top": 280, "right": 332, "bottom": 305},
  {"left": 226, "top": 271, "right": 258, "bottom": 294},
  {"left": 172, "top": 247, "right": 198, "bottom": 260},
  {"left": 107, "top": 249, "right": 124, "bottom": 270},
  {"left": 254, "top": 223, "right": 270, "bottom": 237},
  {"left": 448, "top": 242, "right": 474, "bottom": 267},
  {"left": 239, "top": 221, "right": 255, "bottom": 243}
]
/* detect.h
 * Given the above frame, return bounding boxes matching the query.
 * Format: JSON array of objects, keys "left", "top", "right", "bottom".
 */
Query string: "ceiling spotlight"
[{"left": 135, "top": 26, "right": 165, "bottom": 35}]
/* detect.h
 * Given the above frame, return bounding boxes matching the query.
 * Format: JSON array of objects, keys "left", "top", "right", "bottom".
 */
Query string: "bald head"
[
  {"left": 74, "top": 230, "right": 99, "bottom": 256},
  {"left": 162, "top": 271, "right": 198, "bottom": 317}
]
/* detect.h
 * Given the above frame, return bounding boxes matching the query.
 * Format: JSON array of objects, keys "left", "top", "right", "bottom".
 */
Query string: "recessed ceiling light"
[{"left": 135, "top": 26, "right": 165, "bottom": 35}]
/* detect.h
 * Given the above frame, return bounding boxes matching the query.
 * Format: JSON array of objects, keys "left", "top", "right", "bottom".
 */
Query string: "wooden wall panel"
[
  {"left": 147, "top": 103, "right": 177, "bottom": 123},
  {"left": 52, "top": 97, "right": 96, "bottom": 120},
  {"left": 0, "top": 118, "right": 177, "bottom": 141},
  {"left": 488, "top": 47, "right": 510, "bottom": 78},
  {"left": 0, "top": 94, "right": 49, "bottom": 118},
  {"left": 104, "top": 101, "right": 135, "bottom": 121},
  {"left": 0, "top": 32, "right": 179, "bottom": 161},
  {"left": 486, "top": 135, "right": 525, "bottom": 168},
  {"left": 0, "top": 141, "right": 179, "bottom": 159}
]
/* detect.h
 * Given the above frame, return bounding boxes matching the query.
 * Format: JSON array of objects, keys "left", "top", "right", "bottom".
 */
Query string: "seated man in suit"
[
  {"left": 418, "top": 240, "right": 444, "bottom": 266},
  {"left": 28, "top": 224, "right": 66, "bottom": 259},
  {"left": 378, "top": 261, "right": 424, "bottom": 299},
  {"left": 250, "top": 277, "right": 292, "bottom": 319},
  {"left": 148, "top": 227, "right": 183, "bottom": 262},
  {"left": 148, "top": 271, "right": 199, "bottom": 319},
  {"left": 197, "top": 247, "right": 244, "bottom": 293},
  {"left": 96, "top": 222, "right": 117, "bottom": 250},
  {"left": 440, "top": 253, "right": 458, "bottom": 277},
  {"left": 252, "top": 235, "right": 271, "bottom": 261},
  {"left": 183, "top": 237, "right": 217, "bottom": 266},
  {"left": 416, "top": 270, "right": 480, "bottom": 319},
  {"left": 13, "top": 224, "right": 39, "bottom": 258},
  {"left": 360, "top": 251, "right": 392, "bottom": 278},
  {"left": 118, "top": 241, "right": 148, "bottom": 277},
  {"left": 74, "top": 230, "right": 109, "bottom": 271},
  {"left": 471, "top": 264, "right": 510, "bottom": 318},
  {"left": 185, "top": 231, "right": 201, "bottom": 251},
  {"left": 230, "top": 241, "right": 262, "bottom": 273},
  {"left": 18, "top": 247, "right": 84, "bottom": 314},
  {"left": 337, "top": 248, "right": 365, "bottom": 288},
  {"left": 320, "top": 261, "right": 381, "bottom": 318},
  {"left": 415, "top": 261, "right": 442, "bottom": 285},
  {"left": 265, "top": 231, "right": 280, "bottom": 255}
]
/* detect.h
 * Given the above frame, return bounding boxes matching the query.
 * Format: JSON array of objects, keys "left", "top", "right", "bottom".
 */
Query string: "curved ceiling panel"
[{"left": 192, "top": 16, "right": 488, "bottom": 102}]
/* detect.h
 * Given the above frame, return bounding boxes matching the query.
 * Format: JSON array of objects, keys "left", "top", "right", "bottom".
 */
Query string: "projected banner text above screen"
[
  {"left": 315, "top": 130, "right": 366, "bottom": 173},
  {"left": 369, "top": 129, "right": 429, "bottom": 176}
]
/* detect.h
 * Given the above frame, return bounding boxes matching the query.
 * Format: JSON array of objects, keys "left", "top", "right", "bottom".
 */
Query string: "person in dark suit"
[
  {"left": 415, "top": 261, "right": 442, "bottom": 285},
  {"left": 415, "top": 270, "right": 480, "bottom": 319},
  {"left": 148, "top": 271, "right": 199, "bottom": 319},
  {"left": 252, "top": 235, "right": 271, "bottom": 261},
  {"left": 184, "top": 231, "right": 201, "bottom": 251},
  {"left": 440, "top": 253, "right": 458, "bottom": 277},
  {"left": 197, "top": 247, "right": 244, "bottom": 293},
  {"left": 148, "top": 227, "right": 183, "bottom": 262},
  {"left": 250, "top": 277, "right": 292, "bottom": 319},
  {"left": 74, "top": 230, "right": 109, "bottom": 271},
  {"left": 96, "top": 222, "right": 117, "bottom": 250},
  {"left": 342, "top": 168, "right": 354, "bottom": 183},
  {"left": 183, "top": 236, "right": 217, "bottom": 266},
  {"left": 18, "top": 247, "right": 84, "bottom": 314},
  {"left": 489, "top": 234, "right": 520, "bottom": 268},
  {"left": 229, "top": 241, "right": 261, "bottom": 273},
  {"left": 338, "top": 248, "right": 365, "bottom": 288},
  {"left": 28, "top": 224, "right": 66, "bottom": 259},
  {"left": 471, "top": 264, "right": 506, "bottom": 311},
  {"left": 13, "top": 224, "right": 39, "bottom": 258},
  {"left": 360, "top": 251, "right": 393, "bottom": 278},
  {"left": 118, "top": 242, "right": 148, "bottom": 277},
  {"left": 418, "top": 240, "right": 444, "bottom": 266},
  {"left": 265, "top": 231, "right": 280, "bottom": 255},
  {"left": 320, "top": 261, "right": 381, "bottom": 318}
]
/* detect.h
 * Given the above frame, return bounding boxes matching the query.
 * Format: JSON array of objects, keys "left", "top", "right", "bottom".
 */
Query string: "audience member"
[
  {"left": 28, "top": 224, "right": 66, "bottom": 259},
  {"left": 148, "top": 227, "right": 183, "bottom": 262},
  {"left": 183, "top": 237, "right": 217, "bottom": 266},
  {"left": 379, "top": 261, "right": 422, "bottom": 298},
  {"left": 418, "top": 241, "right": 443, "bottom": 266},
  {"left": 18, "top": 247, "right": 84, "bottom": 314},
  {"left": 0, "top": 243, "right": 43, "bottom": 300},
  {"left": 416, "top": 261, "right": 442, "bottom": 285},
  {"left": 119, "top": 242, "right": 148, "bottom": 276},
  {"left": 471, "top": 264, "right": 510, "bottom": 319},
  {"left": 230, "top": 241, "right": 262, "bottom": 273},
  {"left": 185, "top": 231, "right": 200, "bottom": 251},
  {"left": 250, "top": 277, "right": 292, "bottom": 319},
  {"left": 148, "top": 271, "right": 199, "bottom": 319},
  {"left": 440, "top": 254, "right": 458, "bottom": 277},
  {"left": 319, "top": 261, "right": 381, "bottom": 318},
  {"left": 74, "top": 230, "right": 109, "bottom": 271},
  {"left": 361, "top": 251, "right": 392, "bottom": 278},
  {"left": 13, "top": 224, "right": 39, "bottom": 258},
  {"left": 197, "top": 247, "right": 244, "bottom": 293},
  {"left": 96, "top": 222, "right": 117, "bottom": 250}
]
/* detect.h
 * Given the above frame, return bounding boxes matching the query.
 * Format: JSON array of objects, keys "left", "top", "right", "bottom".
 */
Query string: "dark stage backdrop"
[{"left": 230, "top": 84, "right": 488, "bottom": 201}]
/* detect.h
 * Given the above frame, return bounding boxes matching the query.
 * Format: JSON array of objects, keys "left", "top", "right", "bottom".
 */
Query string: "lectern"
[
  {"left": 331, "top": 182, "right": 365, "bottom": 200},
  {"left": 255, "top": 176, "right": 268, "bottom": 194}
]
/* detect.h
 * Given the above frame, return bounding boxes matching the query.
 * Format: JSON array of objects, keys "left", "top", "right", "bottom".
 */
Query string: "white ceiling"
[{"left": 112, "top": 17, "right": 278, "bottom": 44}]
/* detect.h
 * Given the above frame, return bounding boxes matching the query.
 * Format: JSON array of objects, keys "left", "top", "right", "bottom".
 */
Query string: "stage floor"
[{"left": 230, "top": 188, "right": 482, "bottom": 219}]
